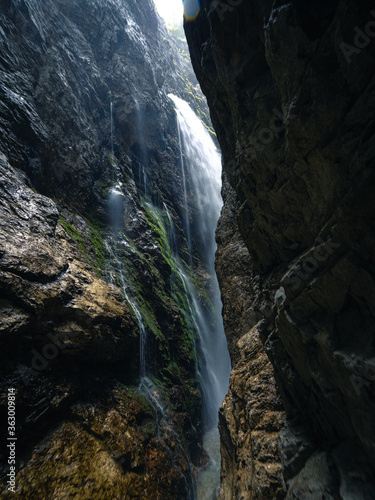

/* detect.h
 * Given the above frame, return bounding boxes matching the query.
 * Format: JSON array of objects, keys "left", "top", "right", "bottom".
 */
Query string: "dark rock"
[
  {"left": 0, "top": 0, "right": 211, "bottom": 496},
  {"left": 185, "top": 0, "right": 375, "bottom": 497},
  {"left": 216, "top": 176, "right": 285, "bottom": 499},
  {"left": 285, "top": 451, "right": 339, "bottom": 500}
]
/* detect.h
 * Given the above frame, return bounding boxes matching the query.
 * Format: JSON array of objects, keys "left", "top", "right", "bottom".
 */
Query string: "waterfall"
[
  {"left": 169, "top": 94, "right": 223, "bottom": 269},
  {"left": 135, "top": 99, "right": 149, "bottom": 196},
  {"left": 107, "top": 184, "right": 148, "bottom": 376},
  {"left": 163, "top": 202, "right": 177, "bottom": 255},
  {"left": 168, "top": 94, "right": 231, "bottom": 499},
  {"left": 168, "top": 93, "right": 231, "bottom": 428},
  {"left": 106, "top": 92, "right": 231, "bottom": 499},
  {"left": 110, "top": 100, "right": 114, "bottom": 158},
  {"left": 175, "top": 116, "right": 192, "bottom": 261}
]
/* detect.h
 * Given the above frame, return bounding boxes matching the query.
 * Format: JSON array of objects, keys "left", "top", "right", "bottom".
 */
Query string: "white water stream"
[
  {"left": 169, "top": 94, "right": 231, "bottom": 499},
  {"left": 106, "top": 93, "right": 231, "bottom": 499},
  {"left": 107, "top": 184, "right": 148, "bottom": 376},
  {"left": 135, "top": 99, "right": 149, "bottom": 196}
]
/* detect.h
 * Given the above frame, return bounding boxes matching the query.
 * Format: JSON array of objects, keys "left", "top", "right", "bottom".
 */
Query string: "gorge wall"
[
  {"left": 185, "top": 0, "right": 375, "bottom": 498},
  {"left": 0, "top": 0, "right": 218, "bottom": 498}
]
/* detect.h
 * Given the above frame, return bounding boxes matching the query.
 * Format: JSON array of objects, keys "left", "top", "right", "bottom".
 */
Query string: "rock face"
[
  {"left": 0, "top": 155, "right": 138, "bottom": 366},
  {"left": 185, "top": 0, "right": 375, "bottom": 497},
  {"left": 216, "top": 178, "right": 285, "bottom": 499},
  {"left": 0, "top": 0, "right": 212, "bottom": 497}
]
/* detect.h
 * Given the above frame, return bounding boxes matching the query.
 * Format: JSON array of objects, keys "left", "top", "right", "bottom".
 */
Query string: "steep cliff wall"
[
  {"left": 185, "top": 0, "right": 375, "bottom": 498},
  {"left": 0, "top": 0, "right": 213, "bottom": 497},
  {"left": 216, "top": 177, "right": 285, "bottom": 499}
]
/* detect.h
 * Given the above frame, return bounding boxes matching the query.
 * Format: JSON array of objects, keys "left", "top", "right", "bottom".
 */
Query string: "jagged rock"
[
  {"left": 1, "top": 383, "right": 191, "bottom": 499},
  {"left": 185, "top": 0, "right": 375, "bottom": 497},
  {"left": 0, "top": 156, "right": 138, "bottom": 368},
  {"left": 0, "top": 0, "right": 210, "bottom": 496},
  {"left": 0, "top": 155, "right": 147, "bottom": 496},
  {"left": 216, "top": 178, "right": 285, "bottom": 499}
]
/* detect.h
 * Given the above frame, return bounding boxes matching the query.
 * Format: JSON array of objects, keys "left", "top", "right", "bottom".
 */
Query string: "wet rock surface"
[
  {"left": 0, "top": 149, "right": 198, "bottom": 498},
  {"left": 2, "top": 382, "right": 193, "bottom": 500},
  {"left": 0, "top": 156, "right": 138, "bottom": 364},
  {"left": 0, "top": 0, "right": 211, "bottom": 497},
  {"left": 185, "top": 0, "right": 375, "bottom": 497}
]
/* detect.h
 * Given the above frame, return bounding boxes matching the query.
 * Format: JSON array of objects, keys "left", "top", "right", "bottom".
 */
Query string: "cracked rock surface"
[
  {"left": 185, "top": 0, "right": 375, "bottom": 497},
  {"left": 0, "top": 0, "right": 209, "bottom": 496}
]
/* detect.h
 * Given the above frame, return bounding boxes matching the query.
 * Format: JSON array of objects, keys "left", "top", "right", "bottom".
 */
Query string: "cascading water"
[
  {"left": 106, "top": 184, "right": 148, "bottom": 376},
  {"left": 163, "top": 202, "right": 177, "bottom": 256},
  {"left": 175, "top": 117, "right": 192, "bottom": 261},
  {"left": 106, "top": 161, "right": 196, "bottom": 499},
  {"left": 106, "top": 90, "right": 230, "bottom": 499},
  {"left": 104, "top": 230, "right": 195, "bottom": 498},
  {"left": 135, "top": 99, "right": 149, "bottom": 196},
  {"left": 110, "top": 100, "right": 114, "bottom": 157},
  {"left": 169, "top": 95, "right": 223, "bottom": 269},
  {"left": 168, "top": 94, "right": 231, "bottom": 500}
]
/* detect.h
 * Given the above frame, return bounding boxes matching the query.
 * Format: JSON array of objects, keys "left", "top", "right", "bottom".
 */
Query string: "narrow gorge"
[{"left": 0, "top": 0, "right": 375, "bottom": 499}]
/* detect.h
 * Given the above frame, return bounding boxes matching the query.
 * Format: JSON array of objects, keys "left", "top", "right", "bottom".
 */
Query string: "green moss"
[
  {"left": 59, "top": 217, "right": 88, "bottom": 261},
  {"left": 142, "top": 203, "right": 202, "bottom": 365},
  {"left": 59, "top": 216, "right": 106, "bottom": 278},
  {"left": 161, "top": 361, "right": 180, "bottom": 381},
  {"left": 142, "top": 420, "right": 157, "bottom": 438},
  {"left": 87, "top": 219, "right": 106, "bottom": 277},
  {"left": 124, "top": 385, "right": 154, "bottom": 417},
  {"left": 108, "top": 154, "right": 117, "bottom": 167},
  {"left": 110, "top": 234, "right": 169, "bottom": 360},
  {"left": 142, "top": 201, "right": 172, "bottom": 264},
  {"left": 102, "top": 199, "right": 200, "bottom": 388},
  {"left": 138, "top": 299, "right": 165, "bottom": 347}
]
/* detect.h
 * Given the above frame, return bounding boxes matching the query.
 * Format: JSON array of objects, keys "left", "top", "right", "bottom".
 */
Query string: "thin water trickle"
[
  {"left": 110, "top": 101, "right": 114, "bottom": 157},
  {"left": 163, "top": 202, "right": 177, "bottom": 255},
  {"left": 135, "top": 99, "right": 149, "bottom": 196},
  {"left": 109, "top": 100, "right": 116, "bottom": 182},
  {"left": 105, "top": 237, "right": 148, "bottom": 376},
  {"left": 106, "top": 184, "right": 148, "bottom": 376}
]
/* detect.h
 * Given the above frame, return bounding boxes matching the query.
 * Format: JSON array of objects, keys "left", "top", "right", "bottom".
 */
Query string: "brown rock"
[
  {"left": 185, "top": 0, "right": 375, "bottom": 497},
  {"left": 216, "top": 179, "right": 285, "bottom": 499}
]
